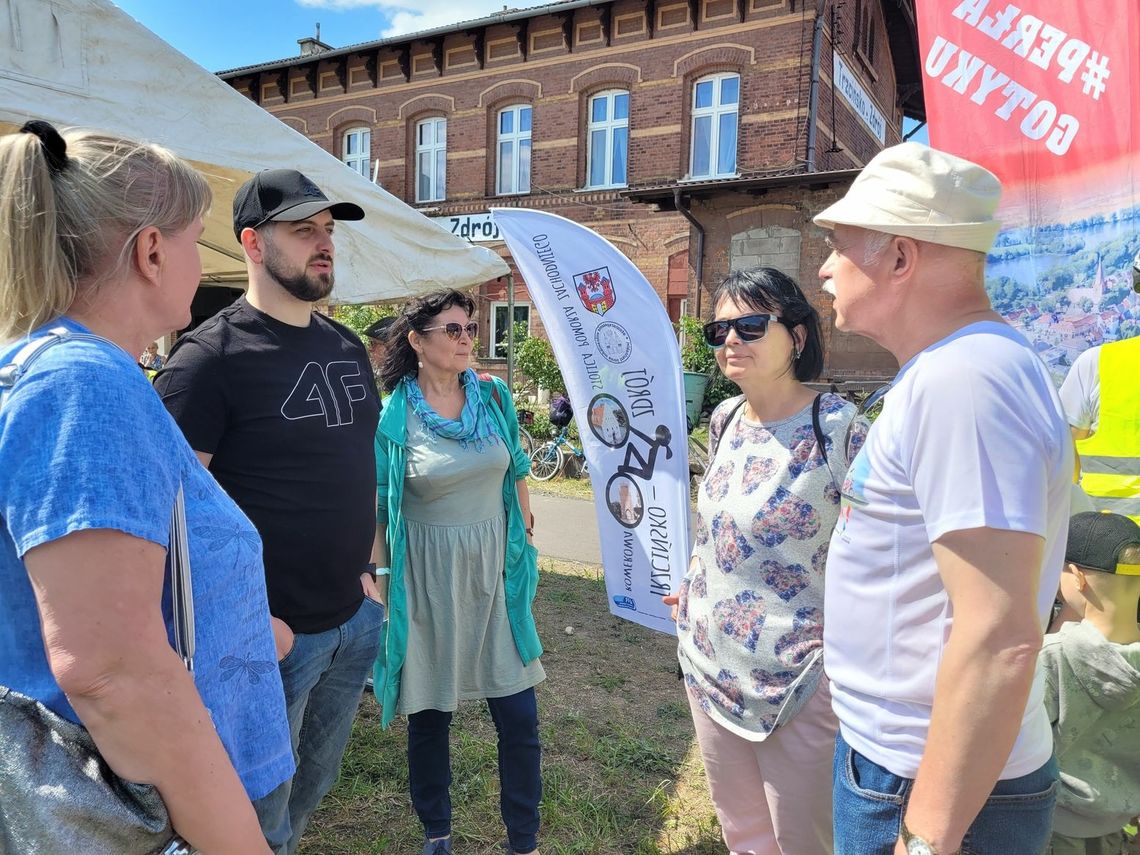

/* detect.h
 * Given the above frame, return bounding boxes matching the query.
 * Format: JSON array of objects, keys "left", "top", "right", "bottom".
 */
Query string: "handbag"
[{"left": 0, "top": 327, "right": 195, "bottom": 855}]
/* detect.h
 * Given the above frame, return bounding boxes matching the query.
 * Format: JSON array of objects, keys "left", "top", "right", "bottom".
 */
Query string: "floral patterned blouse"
[{"left": 677, "top": 392, "right": 856, "bottom": 740}]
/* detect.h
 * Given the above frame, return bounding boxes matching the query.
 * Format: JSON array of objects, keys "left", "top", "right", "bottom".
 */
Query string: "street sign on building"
[{"left": 432, "top": 212, "right": 503, "bottom": 244}]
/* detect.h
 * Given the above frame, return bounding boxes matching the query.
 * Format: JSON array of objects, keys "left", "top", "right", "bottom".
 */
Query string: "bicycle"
[
  {"left": 517, "top": 409, "right": 535, "bottom": 457},
  {"left": 528, "top": 425, "right": 589, "bottom": 481},
  {"left": 680, "top": 412, "right": 710, "bottom": 489}
]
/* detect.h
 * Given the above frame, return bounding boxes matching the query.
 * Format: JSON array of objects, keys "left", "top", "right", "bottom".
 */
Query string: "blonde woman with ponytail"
[{"left": 0, "top": 122, "right": 291, "bottom": 852}]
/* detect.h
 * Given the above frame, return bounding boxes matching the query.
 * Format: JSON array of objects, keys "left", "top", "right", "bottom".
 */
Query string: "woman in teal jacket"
[{"left": 373, "top": 289, "right": 544, "bottom": 855}]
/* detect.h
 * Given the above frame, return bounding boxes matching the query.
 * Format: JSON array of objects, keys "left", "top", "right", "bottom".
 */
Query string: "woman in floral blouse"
[{"left": 670, "top": 267, "right": 857, "bottom": 854}]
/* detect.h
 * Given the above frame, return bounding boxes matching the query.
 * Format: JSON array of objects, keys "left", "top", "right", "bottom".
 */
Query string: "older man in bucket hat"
[{"left": 816, "top": 143, "right": 1072, "bottom": 855}]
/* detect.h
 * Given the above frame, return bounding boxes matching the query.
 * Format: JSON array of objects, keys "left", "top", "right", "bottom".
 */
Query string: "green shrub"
[
  {"left": 515, "top": 336, "right": 566, "bottom": 394},
  {"left": 332, "top": 304, "right": 398, "bottom": 346}
]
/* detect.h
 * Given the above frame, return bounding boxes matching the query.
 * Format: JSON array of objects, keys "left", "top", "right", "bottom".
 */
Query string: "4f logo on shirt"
[{"left": 281, "top": 361, "right": 369, "bottom": 426}]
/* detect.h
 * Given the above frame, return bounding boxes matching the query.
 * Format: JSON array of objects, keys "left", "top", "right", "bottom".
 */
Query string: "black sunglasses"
[
  {"left": 421, "top": 322, "right": 478, "bottom": 342},
  {"left": 702, "top": 313, "right": 782, "bottom": 348}
]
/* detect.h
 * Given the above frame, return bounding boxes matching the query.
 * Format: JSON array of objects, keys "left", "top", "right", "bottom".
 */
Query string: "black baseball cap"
[
  {"left": 364, "top": 317, "right": 396, "bottom": 341},
  {"left": 232, "top": 169, "right": 364, "bottom": 240},
  {"left": 1066, "top": 511, "right": 1140, "bottom": 576}
]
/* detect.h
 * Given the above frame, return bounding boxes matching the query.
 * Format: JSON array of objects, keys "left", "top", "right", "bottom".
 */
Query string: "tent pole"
[{"left": 506, "top": 273, "right": 515, "bottom": 390}]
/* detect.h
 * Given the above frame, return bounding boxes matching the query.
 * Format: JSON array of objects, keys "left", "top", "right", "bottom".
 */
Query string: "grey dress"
[{"left": 396, "top": 410, "right": 545, "bottom": 715}]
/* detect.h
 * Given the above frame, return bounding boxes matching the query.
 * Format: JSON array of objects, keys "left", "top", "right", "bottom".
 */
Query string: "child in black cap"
[{"left": 1039, "top": 511, "right": 1140, "bottom": 854}]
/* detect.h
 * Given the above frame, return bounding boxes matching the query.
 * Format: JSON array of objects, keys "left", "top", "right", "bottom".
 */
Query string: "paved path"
[
  {"left": 530, "top": 492, "right": 696, "bottom": 565},
  {"left": 530, "top": 492, "right": 602, "bottom": 564}
]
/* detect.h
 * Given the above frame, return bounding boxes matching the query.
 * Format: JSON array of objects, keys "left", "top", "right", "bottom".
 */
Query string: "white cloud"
[{"left": 295, "top": 0, "right": 555, "bottom": 38}]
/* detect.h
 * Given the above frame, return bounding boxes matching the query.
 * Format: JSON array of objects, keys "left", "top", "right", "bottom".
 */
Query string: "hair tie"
[{"left": 19, "top": 120, "right": 69, "bottom": 175}]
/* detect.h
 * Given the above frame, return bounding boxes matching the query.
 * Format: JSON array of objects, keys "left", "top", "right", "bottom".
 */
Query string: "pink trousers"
[{"left": 687, "top": 676, "right": 837, "bottom": 855}]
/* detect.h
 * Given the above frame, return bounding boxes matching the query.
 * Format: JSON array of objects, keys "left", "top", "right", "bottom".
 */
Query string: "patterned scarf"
[{"left": 405, "top": 368, "right": 502, "bottom": 453}]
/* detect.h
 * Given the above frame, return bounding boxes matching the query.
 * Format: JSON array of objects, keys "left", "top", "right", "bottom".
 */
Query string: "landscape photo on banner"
[
  {"left": 492, "top": 208, "right": 689, "bottom": 635},
  {"left": 917, "top": 0, "right": 1140, "bottom": 384}
]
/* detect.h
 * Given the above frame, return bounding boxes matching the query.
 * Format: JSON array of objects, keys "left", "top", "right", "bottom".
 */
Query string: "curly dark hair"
[
  {"left": 711, "top": 267, "right": 824, "bottom": 382},
  {"left": 379, "top": 288, "right": 477, "bottom": 391}
]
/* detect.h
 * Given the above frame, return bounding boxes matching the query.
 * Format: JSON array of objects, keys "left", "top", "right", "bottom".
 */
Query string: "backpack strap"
[
  {"left": 811, "top": 393, "right": 827, "bottom": 459},
  {"left": 477, "top": 371, "right": 502, "bottom": 410},
  {"left": 707, "top": 397, "right": 745, "bottom": 463}
]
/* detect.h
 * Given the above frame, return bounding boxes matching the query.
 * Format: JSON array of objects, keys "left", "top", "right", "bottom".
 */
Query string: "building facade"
[{"left": 220, "top": 0, "right": 922, "bottom": 381}]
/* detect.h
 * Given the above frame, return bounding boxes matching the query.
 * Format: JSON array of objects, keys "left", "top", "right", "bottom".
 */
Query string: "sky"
[
  {"left": 113, "top": 0, "right": 556, "bottom": 72},
  {"left": 113, "top": 0, "right": 926, "bottom": 140}
]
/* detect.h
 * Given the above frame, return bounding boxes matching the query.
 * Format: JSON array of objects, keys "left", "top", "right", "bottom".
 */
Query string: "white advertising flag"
[{"left": 492, "top": 208, "right": 689, "bottom": 635}]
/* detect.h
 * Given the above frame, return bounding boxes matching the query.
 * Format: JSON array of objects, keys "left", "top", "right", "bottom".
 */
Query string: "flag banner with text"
[
  {"left": 493, "top": 208, "right": 688, "bottom": 635},
  {"left": 917, "top": 0, "right": 1139, "bottom": 383}
]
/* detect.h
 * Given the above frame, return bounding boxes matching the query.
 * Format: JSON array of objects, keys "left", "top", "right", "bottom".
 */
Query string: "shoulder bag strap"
[{"left": 0, "top": 327, "right": 195, "bottom": 673}]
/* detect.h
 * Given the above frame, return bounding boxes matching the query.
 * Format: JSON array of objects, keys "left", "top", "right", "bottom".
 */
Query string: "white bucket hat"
[{"left": 814, "top": 142, "right": 1002, "bottom": 253}]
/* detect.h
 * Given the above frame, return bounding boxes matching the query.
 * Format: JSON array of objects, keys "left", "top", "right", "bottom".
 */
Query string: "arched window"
[
  {"left": 497, "top": 104, "right": 532, "bottom": 195},
  {"left": 689, "top": 73, "right": 738, "bottom": 179},
  {"left": 415, "top": 117, "right": 447, "bottom": 202},
  {"left": 342, "top": 126, "right": 371, "bottom": 178},
  {"left": 586, "top": 90, "right": 629, "bottom": 189}
]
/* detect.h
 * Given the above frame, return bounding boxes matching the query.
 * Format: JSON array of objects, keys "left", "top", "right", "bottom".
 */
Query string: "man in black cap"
[{"left": 155, "top": 169, "right": 383, "bottom": 853}]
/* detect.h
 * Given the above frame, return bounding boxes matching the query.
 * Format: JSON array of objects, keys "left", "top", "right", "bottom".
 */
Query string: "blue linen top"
[{"left": 0, "top": 319, "right": 293, "bottom": 800}]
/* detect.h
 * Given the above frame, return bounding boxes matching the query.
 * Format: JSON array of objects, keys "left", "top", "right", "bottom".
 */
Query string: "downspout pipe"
[
  {"left": 673, "top": 187, "right": 706, "bottom": 317},
  {"left": 804, "top": 0, "right": 827, "bottom": 172}
]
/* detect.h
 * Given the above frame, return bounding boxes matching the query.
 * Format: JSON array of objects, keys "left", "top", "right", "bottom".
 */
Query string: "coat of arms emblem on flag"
[{"left": 574, "top": 267, "right": 616, "bottom": 316}]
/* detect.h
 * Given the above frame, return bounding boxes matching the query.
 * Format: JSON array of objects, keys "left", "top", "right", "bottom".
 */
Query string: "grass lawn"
[{"left": 299, "top": 559, "right": 722, "bottom": 854}]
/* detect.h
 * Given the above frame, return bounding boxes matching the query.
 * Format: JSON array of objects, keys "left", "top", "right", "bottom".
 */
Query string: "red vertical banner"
[{"left": 916, "top": 0, "right": 1140, "bottom": 382}]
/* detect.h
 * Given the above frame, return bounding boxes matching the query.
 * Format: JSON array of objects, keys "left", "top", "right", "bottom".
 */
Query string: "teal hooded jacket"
[{"left": 373, "top": 374, "right": 543, "bottom": 727}]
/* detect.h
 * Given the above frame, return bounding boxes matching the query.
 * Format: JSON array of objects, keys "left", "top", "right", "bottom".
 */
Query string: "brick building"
[{"left": 219, "top": 0, "right": 923, "bottom": 380}]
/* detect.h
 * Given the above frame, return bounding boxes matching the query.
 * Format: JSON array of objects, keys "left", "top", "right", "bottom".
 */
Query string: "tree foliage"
[{"left": 331, "top": 303, "right": 398, "bottom": 344}]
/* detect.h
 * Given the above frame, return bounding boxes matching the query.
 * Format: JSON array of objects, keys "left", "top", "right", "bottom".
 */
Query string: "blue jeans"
[
  {"left": 833, "top": 732, "right": 1058, "bottom": 855},
  {"left": 408, "top": 688, "right": 542, "bottom": 853},
  {"left": 254, "top": 597, "right": 384, "bottom": 854}
]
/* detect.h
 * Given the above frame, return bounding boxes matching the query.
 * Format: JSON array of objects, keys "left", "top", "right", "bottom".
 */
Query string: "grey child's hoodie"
[{"left": 1039, "top": 619, "right": 1140, "bottom": 837}]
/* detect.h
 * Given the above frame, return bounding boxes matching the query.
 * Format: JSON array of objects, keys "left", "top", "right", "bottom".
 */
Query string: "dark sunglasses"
[
  {"left": 702, "top": 313, "right": 782, "bottom": 348},
  {"left": 421, "top": 321, "right": 478, "bottom": 341}
]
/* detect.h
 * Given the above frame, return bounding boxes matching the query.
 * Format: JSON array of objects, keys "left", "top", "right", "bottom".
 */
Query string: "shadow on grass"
[{"left": 299, "top": 559, "right": 724, "bottom": 855}]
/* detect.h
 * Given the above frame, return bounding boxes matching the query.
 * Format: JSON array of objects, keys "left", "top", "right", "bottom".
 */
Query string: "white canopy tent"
[{"left": 0, "top": 0, "right": 508, "bottom": 303}]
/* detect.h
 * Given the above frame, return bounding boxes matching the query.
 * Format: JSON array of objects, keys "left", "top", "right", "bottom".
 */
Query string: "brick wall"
[{"left": 223, "top": 0, "right": 906, "bottom": 377}]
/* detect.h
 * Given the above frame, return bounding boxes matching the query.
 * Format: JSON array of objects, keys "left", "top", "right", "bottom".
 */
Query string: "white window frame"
[
  {"left": 415, "top": 116, "right": 447, "bottom": 203},
  {"left": 496, "top": 104, "right": 532, "bottom": 196},
  {"left": 688, "top": 73, "right": 739, "bottom": 180},
  {"left": 585, "top": 89, "right": 630, "bottom": 189},
  {"left": 489, "top": 301, "right": 531, "bottom": 358},
  {"left": 342, "top": 126, "right": 371, "bottom": 178}
]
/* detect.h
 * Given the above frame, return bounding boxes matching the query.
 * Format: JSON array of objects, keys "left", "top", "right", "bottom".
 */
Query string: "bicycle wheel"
[
  {"left": 518, "top": 427, "right": 534, "bottom": 456},
  {"left": 529, "top": 441, "right": 563, "bottom": 481}
]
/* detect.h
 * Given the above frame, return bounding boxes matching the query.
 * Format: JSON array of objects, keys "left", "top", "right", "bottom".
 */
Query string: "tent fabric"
[{"left": 0, "top": 0, "right": 508, "bottom": 303}]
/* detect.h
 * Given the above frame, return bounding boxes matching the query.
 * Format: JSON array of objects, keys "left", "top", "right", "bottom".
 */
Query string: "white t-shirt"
[
  {"left": 823, "top": 321, "right": 1073, "bottom": 780},
  {"left": 1058, "top": 346, "right": 1100, "bottom": 433}
]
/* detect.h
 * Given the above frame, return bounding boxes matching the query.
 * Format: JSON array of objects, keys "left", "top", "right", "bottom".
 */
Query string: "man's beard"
[{"left": 263, "top": 237, "right": 334, "bottom": 302}]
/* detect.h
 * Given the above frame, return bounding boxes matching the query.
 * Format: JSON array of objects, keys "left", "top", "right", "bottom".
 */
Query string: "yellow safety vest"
[{"left": 1075, "top": 336, "right": 1140, "bottom": 523}]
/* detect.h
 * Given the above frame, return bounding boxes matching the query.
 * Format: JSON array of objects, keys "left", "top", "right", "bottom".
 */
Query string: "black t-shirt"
[{"left": 155, "top": 298, "right": 380, "bottom": 633}]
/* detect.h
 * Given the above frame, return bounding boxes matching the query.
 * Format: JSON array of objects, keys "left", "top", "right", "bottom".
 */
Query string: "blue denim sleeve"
[{"left": 0, "top": 343, "right": 182, "bottom": 556}]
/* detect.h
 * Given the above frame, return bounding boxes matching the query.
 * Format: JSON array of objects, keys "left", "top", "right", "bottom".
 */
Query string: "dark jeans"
[
  {"left": 832, "top": 731, "right": 1059, "bottom": 855},
  {"left": 408, "top": 687, "right": 542, "bottom": 853}
]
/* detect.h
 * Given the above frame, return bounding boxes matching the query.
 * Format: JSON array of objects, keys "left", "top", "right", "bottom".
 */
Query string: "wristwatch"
[{"left": 900, "top": 819, "right": 959, "bottom": 855}]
